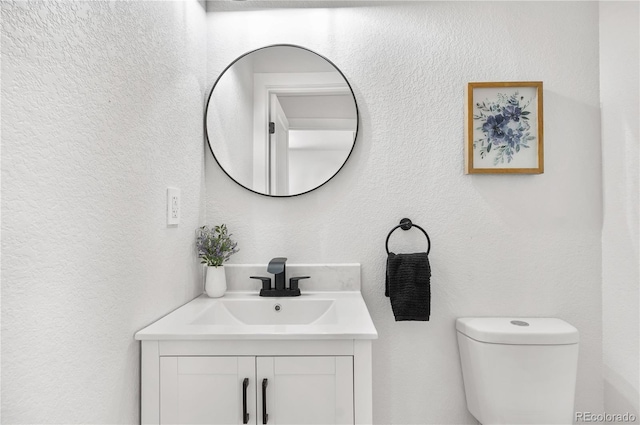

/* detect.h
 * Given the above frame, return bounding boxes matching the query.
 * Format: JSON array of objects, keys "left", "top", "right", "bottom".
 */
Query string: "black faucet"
[
  {"left": 251, "top": 257, "right": 309, "bottom": 297},
  {"left": 268, "top": 257, "right": 287, "bottom": 291}
]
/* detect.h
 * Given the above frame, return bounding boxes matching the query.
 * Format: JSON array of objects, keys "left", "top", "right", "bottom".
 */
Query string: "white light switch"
[{"left": 167, "top": 187, "right": 180, "bottom": 226}]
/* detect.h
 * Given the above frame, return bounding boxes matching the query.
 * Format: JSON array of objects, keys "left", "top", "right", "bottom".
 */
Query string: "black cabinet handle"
[
  {"left": 262, "top": 378, "right": 269, "bottom": 424},
  {"left": 242, "top": 378, "right": 249, "bottom": 424}
]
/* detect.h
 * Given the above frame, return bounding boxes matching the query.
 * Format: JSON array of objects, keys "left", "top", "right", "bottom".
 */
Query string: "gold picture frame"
[{"left": 466, "top": 81, "right": 544, "bottom": 174}]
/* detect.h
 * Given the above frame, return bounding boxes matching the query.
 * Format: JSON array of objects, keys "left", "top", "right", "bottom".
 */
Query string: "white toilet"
[{"left": 456, "top": 317, "right": 579, "bottom": 425}]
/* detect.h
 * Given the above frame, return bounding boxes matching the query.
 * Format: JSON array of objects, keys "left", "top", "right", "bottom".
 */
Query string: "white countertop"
[{"left": 135, "top": 291, "right": 378, "bottom": 341}]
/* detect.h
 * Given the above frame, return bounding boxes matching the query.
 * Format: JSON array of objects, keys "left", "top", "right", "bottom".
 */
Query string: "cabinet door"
[
  {"left": 257, "top": 356, "right": 353, "bottom": 425},
  {"left": 160, "top": 356, "right": 255, "bottom": 425}
]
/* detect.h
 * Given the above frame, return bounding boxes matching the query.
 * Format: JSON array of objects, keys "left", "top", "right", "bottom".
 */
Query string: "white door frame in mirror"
[
  {"left": 252, "top": 72, "right": 353, "bottom": 194},
  {"left": 269, "top": 93, "right": 290, "bottom": 196}
]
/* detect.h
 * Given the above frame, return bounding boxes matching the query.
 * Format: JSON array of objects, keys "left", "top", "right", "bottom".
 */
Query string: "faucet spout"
[{"left": 267, "top": 257, "right": 287, "bottom": 290}]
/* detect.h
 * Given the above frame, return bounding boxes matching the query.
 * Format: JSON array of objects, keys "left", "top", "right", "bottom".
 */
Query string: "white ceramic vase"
[{"left": 205, "top": 265, "right": 227, "bottom": 298}]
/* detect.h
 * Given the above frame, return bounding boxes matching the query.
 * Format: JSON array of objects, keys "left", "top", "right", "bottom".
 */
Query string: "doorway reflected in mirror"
[{"left": 205, "top": 45, "right": 359, "bottom": 197}]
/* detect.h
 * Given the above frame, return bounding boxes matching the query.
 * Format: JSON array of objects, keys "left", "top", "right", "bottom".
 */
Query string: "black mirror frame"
[{"left": 204, "top": 44, "right": 360, "bottom": 198}]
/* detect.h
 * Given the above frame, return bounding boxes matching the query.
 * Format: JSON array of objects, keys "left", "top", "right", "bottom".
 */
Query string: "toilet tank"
[{"left": 456, "top": 318, "right": 579, "bottom": 425}]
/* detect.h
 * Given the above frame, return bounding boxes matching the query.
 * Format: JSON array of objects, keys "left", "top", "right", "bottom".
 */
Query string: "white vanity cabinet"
[
  {"left": 159, "top": 355, "right": 353, "bottom": 425},
  {"left": 159, "top": 356, "right": 254, "bottom": 425},
  {"left": 136, "top": 265, "right": 377, "bottom": 425},
  {"left": 141, "top": 339, "right": 373, "bottom": 425}
]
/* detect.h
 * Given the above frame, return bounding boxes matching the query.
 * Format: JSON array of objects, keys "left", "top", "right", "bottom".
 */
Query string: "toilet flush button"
[{"left": 510, "top": 320, "right": 530, "bottom": 326}]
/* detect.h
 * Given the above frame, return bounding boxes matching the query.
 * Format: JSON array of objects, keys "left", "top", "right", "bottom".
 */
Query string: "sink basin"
[
  {"left": 135, "top": 286, "right": 377, "bottom": 340},
  {"left": 191, "top": 298, "right": 337, "bottom": 326}
]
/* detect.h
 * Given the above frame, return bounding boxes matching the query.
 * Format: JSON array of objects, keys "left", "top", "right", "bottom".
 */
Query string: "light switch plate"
[{"left": 167, "top": 187, "right": 180, "bottom": 226}]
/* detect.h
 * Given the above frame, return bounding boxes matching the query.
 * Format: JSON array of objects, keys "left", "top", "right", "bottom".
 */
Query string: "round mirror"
[{"left": 205, "top": 45, "right": 359, "bottom": 197}]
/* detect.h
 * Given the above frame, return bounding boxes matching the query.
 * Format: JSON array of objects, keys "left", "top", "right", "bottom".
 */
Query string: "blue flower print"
[
  {"left": 473, "top": 90, "right": 535, "bottom": 165},
  {"left": 482, "top": 115, "right": 507, "bottom": 141},
  {"left": 503, "top": 105, "right": 522, "bottom": 122},
  {"left": 504, "top": 128, "right": 521, "bottom": 148}
]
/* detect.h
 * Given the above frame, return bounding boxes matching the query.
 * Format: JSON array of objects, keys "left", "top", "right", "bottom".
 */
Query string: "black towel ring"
[{"left": 385, "top": 218, "right": 431, "bottom": 255}]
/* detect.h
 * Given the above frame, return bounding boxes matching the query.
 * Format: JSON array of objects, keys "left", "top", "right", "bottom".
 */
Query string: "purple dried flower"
[{"left": 195, "top": 224, "right": 239, "bottom": 267}]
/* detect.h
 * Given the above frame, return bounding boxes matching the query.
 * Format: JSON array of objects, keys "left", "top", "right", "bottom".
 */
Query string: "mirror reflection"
[{"left": 205, "top": 45, "right": 358, "bottom": 197}]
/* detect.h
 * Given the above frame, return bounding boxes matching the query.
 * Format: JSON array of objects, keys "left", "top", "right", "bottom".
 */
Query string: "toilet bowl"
[{"left": 456, "top": 317, "right": 579, "bottom": 425}]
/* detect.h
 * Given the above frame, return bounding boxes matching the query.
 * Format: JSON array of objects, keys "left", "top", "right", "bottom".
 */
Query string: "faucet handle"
[
  {"left": 250, "top": 276, "right": 272, "bottom": 291},
  {"left": 289, "top": 276, "right": 310, "bottom": 291}
]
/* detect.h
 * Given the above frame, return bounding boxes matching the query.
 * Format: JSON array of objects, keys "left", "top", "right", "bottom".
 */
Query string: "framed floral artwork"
[{"left": 466, "top": 81, "right": 543, "bottom": 174}]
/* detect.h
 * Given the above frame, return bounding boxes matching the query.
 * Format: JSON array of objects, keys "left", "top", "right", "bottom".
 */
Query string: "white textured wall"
[
  {"left": 600, "top": 1, "right": 640, "bottom": 416},
  {"left": 1, "top": 1, "right": 206, "bottom": 423},
  {"left": 206, "top": 3, "right": 603, "bottom": 423}
]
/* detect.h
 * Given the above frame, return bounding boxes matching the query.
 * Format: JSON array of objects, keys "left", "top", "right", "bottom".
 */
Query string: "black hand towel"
[{"left": 385, "top": 252, "right": 431, "bottom": 321}]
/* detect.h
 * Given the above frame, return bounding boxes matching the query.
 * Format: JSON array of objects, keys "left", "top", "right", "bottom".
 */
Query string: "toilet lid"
[{"left": 456, "top": 317, "right": 579, "bottom": 345}]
